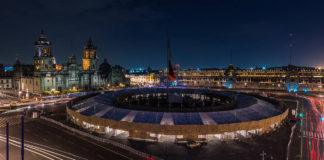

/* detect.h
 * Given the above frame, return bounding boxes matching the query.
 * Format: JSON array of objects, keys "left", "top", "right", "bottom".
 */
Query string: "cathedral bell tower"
[
  {"left": 34, "top": 30, "right": 54, "bottom": 71},
  {"left": 82, "top": 37, "right": 98, "bottom": 71}
]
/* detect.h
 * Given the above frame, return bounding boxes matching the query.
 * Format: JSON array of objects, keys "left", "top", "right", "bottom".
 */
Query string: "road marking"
[
  {"left": 0, "top": 137, "right": 56, "bottom": 160},
  {"left": 71, "top": 133, "right": 132, "bottom": 160},
  {"left": 303, "top": 131, "right": 324, "bottom": 140},
  {"left": 1, "top": 134, "right": 86, "bottom": 160},
  {"left": 37, "top": 118, "right": 133, "bottom": 160}
]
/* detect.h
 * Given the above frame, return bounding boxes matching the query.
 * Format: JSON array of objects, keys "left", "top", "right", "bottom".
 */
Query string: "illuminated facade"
[
  {"left": 82, "top": 38, "right": 98, "bottom": 71},
  {"left": 126, "top": 73, "right": 160, "bottom": 87},
  {"left": 67, "top": 88, "right": 288, "bottom": 142},
  {"left": 30, "top": 31, "right": 108, "bottom": 94},
  {"left": 0, "top": 77, "right": 12, "bottom": 89},
  {"left": 160, "top": 64, "right": 324, "bottom": 92}
]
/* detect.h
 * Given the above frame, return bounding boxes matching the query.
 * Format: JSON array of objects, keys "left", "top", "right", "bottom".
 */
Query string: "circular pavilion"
[{"left": 67, "top": 87, "right": 288, "bottom": 142}]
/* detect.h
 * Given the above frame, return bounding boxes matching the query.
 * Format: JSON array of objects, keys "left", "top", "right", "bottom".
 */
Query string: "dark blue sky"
[{"left": 1, "top": 0, "right": 324, "bottom": 69}]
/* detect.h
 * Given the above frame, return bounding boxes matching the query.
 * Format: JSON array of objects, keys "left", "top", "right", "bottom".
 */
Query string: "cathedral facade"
[{"left": 31, "top": 31, "right": 107, "bottom": 94}]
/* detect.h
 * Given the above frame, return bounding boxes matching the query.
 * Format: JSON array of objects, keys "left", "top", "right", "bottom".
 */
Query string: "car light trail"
[
  {"left": 306, "top": 111, "right": 310, "bottom": 160},
  {"left": 0, "top": 135, "right": 86, "bottom": 160}
]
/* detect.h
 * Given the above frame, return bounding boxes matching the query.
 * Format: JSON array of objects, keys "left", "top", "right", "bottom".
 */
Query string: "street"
[
  {"left": 0, "top": 111, "right": 138, "bottom": 160},
  {"left": 299, "top": 97, "right": 323, "bottom": 160},
  {"left": 0, "top": 91, "right": 323, "bottom": 160}
]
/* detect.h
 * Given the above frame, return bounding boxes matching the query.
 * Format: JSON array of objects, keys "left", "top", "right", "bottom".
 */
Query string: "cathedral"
[{"left": 17, "top": 31, "right": 109, "bottom": 94}]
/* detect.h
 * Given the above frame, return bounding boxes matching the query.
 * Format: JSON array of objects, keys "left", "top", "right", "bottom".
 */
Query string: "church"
[{"left": 16, "top": 31, "right": 110, "bottom": 95}]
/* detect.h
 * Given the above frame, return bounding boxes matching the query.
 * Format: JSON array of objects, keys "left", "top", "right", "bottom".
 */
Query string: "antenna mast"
[
  {"left": 289, "top": 33, "right": 293, "bottom": 65},
  {"left": 230, "top": 49, "right": 232, "bottom": 64}
]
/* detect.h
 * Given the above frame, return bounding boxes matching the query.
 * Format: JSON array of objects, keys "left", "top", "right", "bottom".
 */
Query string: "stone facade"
[
  {"left": 160, "top": 64, "right": 324, "bottom": 92},
  {"left": 32, "top": 31, "right": 108, "bottom": 94},
  {"left": 10, "top": 31, "right": 111, "bottom": 95},
  {"left": 0, "top": 77, "right": 12, "bottom": 89}
]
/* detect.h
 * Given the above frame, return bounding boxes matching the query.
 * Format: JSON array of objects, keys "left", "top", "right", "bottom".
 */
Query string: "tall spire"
[
  {"left": 39, "top": 29, "right": 47, "bottom": 40},
  {"left": 87, "top": 37, "right": 93, "bottom": 47},
  {"left": 35, "top": 30, "right": 51, "bottom": 46},
  {"left": 230, "top": 49, "right": 232, "bottom": 65}
]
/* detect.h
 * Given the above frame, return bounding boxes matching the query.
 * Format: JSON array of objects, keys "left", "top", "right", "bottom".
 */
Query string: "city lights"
[{"left": 1, "top": 1, "right": 324, "bottom": 159}]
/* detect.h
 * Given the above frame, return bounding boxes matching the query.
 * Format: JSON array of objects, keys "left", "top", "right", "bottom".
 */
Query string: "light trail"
[
  {"left": 0, "top": 134, "right": 86, "bottom": 160},
  {"left": 303, "top": 97, "right": 324, "bottom": 160},
  {"left": 306, "top": 111, "right": 310, "bottom": 160},
  {"left": 0, "top": 137, "right": 55, "bottom": 160},
  {"left": 0, "top": 135, "right": 86, "bottom": 160}
]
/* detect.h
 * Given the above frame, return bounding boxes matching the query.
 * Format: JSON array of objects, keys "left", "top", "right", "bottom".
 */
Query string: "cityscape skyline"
[
  {"left": 0, "top": 29, "right": 322, "bottom": 70},
  {"left": 2, "top": 1, "right": 324, "bottom": 69},
  {"left": 0, "top": 1, "right": 323, "bottom": 160}
]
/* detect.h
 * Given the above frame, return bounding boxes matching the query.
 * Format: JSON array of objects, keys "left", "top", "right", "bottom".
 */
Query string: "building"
[
  {"left": 13, "top": 60, "right": 36, "bottom": 93},
  {"left": 160, "top": 64, "right": 324, "bottom": 92},
  {"left": 12, "top": 30, "right": 127, "bottom": 95},
  {"left": 126, "top": 73, "right": 160, "bottom": 87},
  {"left": 0, "top": 64, "right": 14, "bottom": 90},
  {"left": 0, "top": 77, "right": 12, "bottom": 89},
  {"left": 31, "top": 31, "right": 109, "bottom": 94},
  {"left": 67, "top": 88, "right": 288, "bottom": 142},
  {"left": 13, "top": 30, "right": 131, "bottom": 95},
  {"left": 111, "top": 65, "right": 129, "bottom": 86}
]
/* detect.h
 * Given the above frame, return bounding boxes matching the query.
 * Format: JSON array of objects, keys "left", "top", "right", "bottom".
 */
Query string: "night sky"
[{"left": 1, "top": 0, "right": 324, "bottom": 69}]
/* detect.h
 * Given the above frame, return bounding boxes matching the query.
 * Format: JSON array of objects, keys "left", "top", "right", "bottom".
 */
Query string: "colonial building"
[
  {"left": 126, "top": 73, "right": 160, "bottom": 87},
  {"left": 160, "top": 64, "right": 324, "bottom": 92},
  {"left": 13, "top": 60, "right": 38, "bottom": 93},
  {"left": 0, "top": 64, "right": 14, "bottom": 90},
  {"left": 30, "top": 31, "right": 108, "bottom": 94},
  {"left": 0, "top": 77, "right": 12, "bottom": 89}
]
